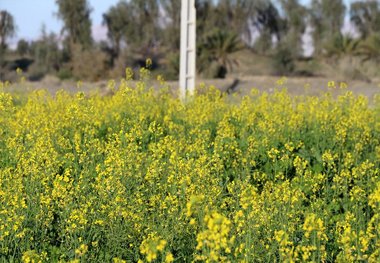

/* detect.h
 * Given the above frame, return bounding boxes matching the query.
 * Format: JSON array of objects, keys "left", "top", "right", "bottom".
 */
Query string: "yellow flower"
[
  {"left": 339, "top": 81, "right": 348, "bottom": 89},
  {"left": 146, "top": 58, "right": 153, "bottom": 68},
  {"left": 125, "top": 67, "right": 134, "bottom": 80},
  {"left": 140, "top": 235, "right": 167, "bottom": 262},
  {"left": 113, "top": 258, "right": 127, "bottom": 263},
  {"left": 328, "top": 81, "right": 336, "bottom": 88},
  {"left": 75, "top": 244, "right": 88, "bottom": 257},
  {"left": 165, "top": 252, "right": 174, "bottom": 263},
  {"left": 21, "top": 250, "right": 41, "bottom": 263}
]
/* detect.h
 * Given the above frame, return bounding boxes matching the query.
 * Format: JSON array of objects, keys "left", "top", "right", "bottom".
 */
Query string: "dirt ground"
[
  {"left": 199, "top": 75, "right": 380, "bottom": 101},
  {"left": 5, "top": 75, "right": 380, "bottom": 103}
]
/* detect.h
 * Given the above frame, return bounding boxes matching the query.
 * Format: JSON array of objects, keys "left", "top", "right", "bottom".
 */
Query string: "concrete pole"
[{"left": 179, "top": 0, "right": 196, "bottom": 99}]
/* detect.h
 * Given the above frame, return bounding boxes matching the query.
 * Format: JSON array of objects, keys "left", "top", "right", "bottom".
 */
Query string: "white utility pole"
[{"left": 180, "top": 0, "right": 196, "bottom": 99}]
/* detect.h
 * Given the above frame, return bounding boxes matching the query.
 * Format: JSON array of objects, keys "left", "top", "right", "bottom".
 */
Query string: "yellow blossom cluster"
[{"left": 0, "top": 75, "right": 379, "bottom": 262}]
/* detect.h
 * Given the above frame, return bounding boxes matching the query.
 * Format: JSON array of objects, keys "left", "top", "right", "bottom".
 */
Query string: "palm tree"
[
  {"left": 197, "top": 29, "right": 244, "bottom": 78},
  {"left": 356, "top": 34, "right": 380, "bottom": 63},
  {"left": 0, "top": 10, "right": 16, "bottom": 50},
  {"left": 322, "top": 33, "right": 361, "bottom": 60}
]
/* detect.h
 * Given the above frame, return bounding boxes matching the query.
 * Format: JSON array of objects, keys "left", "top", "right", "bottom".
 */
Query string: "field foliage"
[{"left": 0, "top": 77, "right": 380, "bottom": 262}]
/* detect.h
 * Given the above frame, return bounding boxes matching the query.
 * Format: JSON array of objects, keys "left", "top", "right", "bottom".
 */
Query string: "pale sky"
[
  {"left": 1, "top": 0, "right": 120, "bottom": 45},
  {"left": 0, "top": 0, "right": 358, "bottom": 47}
]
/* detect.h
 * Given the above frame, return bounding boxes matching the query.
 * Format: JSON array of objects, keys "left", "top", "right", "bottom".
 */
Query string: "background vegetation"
[{"left": 1, "top": 0, "right": 380, "bottom": 82}]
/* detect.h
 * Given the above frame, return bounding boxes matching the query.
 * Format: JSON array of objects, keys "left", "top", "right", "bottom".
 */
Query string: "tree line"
[{"left": 1, "top": 0, "right": 380, "bottom": 81}]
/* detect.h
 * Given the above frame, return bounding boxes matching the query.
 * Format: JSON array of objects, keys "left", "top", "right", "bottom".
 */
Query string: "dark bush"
[{"left": 272, "top": 45, "right": 296, "bottom": 76}]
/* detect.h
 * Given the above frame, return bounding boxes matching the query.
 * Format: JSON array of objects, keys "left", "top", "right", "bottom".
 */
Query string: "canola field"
[{"left": 0, "top": 77, "right": 380, "bottom": 262}]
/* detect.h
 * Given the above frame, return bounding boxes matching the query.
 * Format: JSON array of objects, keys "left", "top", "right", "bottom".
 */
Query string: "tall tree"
[
  {"left": 252, "top": 1, "right": 284, "bottom": 53},
  {"left": 214, "top": 0, "right": 255, "bottom": 44},
  {"left": 310, "top": 0, "right": 346, "bottom": 55},
  {"left": 102, "top": 1, "right": 131, "bottom": 58},
  {"left": 350, "top": 1, "right": 380, "bottom": 39},
  {"left": 127, "top": 0, "right": 161, "bottom": 56},
  {"left": 30, "top": 26, "right": 62, "bottom": 73},
  {"left": 160, "top": 0, "right": 182, "bottom": 50},
  {"left": 194, "top": 0, "right": 216, "bottom": 40},
  {"left": 16, "top": 39, "right": 29, "bottom": 56},
  {"left": 0, "top": 10, "right": 16, "bottom": 50},
  {"left": 278, "top": 0, "right": 307, "bottom": 56},
  {"left": 55, "top": 0, "right": 93, "bottom": 49},
  {"left": 162, "top": 0, "right": 284, "bottom": 54},
  {"left": 102, "top": 0, "right": 162, "bottom": 73}
]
